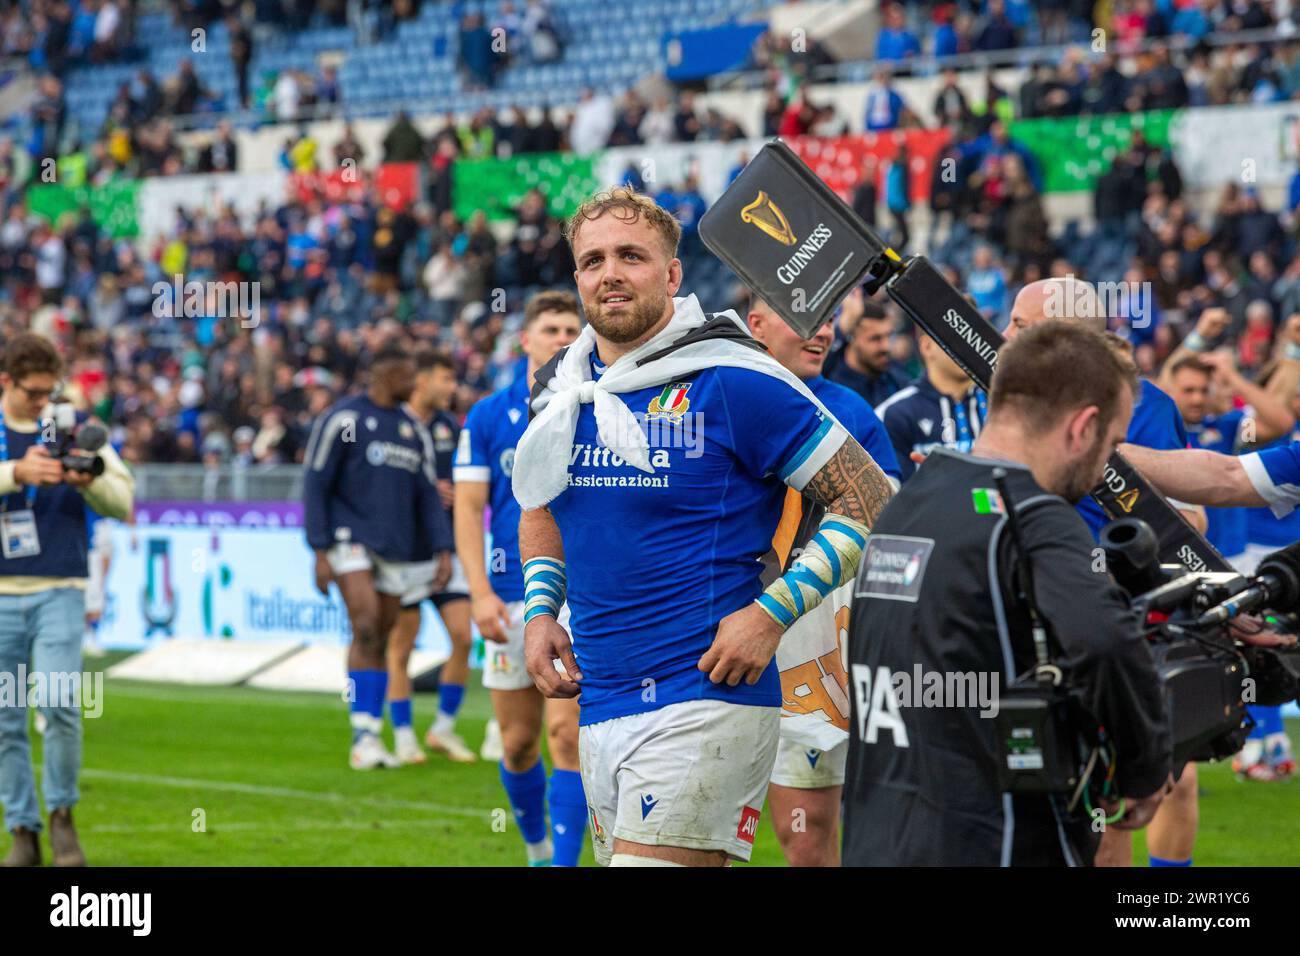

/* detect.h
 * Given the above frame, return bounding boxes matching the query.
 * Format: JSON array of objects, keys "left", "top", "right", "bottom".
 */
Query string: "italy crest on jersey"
[{"left": 647, "top": 382, "right": 691, "bottom": 421}]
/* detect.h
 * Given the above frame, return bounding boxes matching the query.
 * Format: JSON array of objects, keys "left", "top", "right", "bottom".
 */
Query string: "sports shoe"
[
  {"left": 1268, "top": 741, "right": 1296, "bottom": 779},
  {"left": 394, "top": 729, "right": 427, "bottom": 765},
  {"left": 480, "top": 717, "right": 504, "bottom": 762},
  {"left": 350, "top": 733, "right": 401, "bottom": 770},
  {"left": 425, "top": 727, "right": 477, "bottom": 763},
  {"left": 1233, "top": 757, "right": 1277, "bottom": 782},
  {"left": 1, "top": 827, "right": 40, "bottom": 867},
  {"left": 49, "top": 808, "right": 86, "bottom": 867}
]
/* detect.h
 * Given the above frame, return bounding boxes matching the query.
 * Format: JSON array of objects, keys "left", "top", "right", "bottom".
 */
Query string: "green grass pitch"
[{"left": 19, "top": 654, "right": 1300, "bottom": 866}]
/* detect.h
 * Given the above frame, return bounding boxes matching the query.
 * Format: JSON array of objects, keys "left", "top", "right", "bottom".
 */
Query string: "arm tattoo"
[{"left": 804, "top": 438, "right": 893, "bottom": 527}]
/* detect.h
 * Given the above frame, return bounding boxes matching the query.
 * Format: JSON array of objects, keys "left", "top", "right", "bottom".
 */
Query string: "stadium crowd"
[{"left": 0, "top": 3, "right": 1296, "bottom": 480}]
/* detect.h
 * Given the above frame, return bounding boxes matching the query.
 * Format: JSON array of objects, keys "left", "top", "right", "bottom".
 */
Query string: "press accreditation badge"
[{"left": 1, "top": 509, "right": 41, "bottom": 559}]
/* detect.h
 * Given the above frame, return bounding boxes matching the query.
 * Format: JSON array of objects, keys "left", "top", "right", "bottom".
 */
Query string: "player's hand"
[
  {"left": 837, "top": 285, "right": 864, "bottom": 335},
  {"left": 313, "top": 551, "right": 333, "bottom": 597},
  {"left": 471, "top": 589, "right": 512, "bottom": 643},
  {"left": 1103, "top": 775, "right": 1173, "bottom": 831},
  {"left": 13, "top": 445, "right": 64, "bottom": 487},
  {"left": 698, "top": 602, "right": 784, "bottom": 687},
  {"left": 1194, "top": 307, "right": 1230, "bottom": 342},
  {"left": 433, "top": 551, "right": 452, "bottom": 591},
  {"left": 1228, "top": 614, "right": 1299, "bottom": 648},
  {"left": 437, "top": 479, "right": 455, "bottom": 509},
  {"left": 524, "top": 613, "right": 582, "bottom": 698}
]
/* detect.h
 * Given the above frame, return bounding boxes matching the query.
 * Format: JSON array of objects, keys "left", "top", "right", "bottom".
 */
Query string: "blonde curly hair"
[{"left": 564, "top": 187, "right": 682, "bottom": 260}]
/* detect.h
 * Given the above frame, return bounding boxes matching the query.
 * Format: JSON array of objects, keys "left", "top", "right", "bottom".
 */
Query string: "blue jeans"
[{"left": 0, "top": 588, "right": 85, "bottom": 833}]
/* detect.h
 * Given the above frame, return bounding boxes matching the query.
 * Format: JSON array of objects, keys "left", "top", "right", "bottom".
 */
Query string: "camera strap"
[{"left": 0, "top": 408, "right": 39, "bottom": 512}]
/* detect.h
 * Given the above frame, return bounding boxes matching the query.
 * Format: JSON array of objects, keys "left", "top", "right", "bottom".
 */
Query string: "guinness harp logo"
[
  {"left": 1116, "top": 487, "right": 1139, "bottom": 513},
  {"left": 740, "top": 191, "right": 796, "bottom": 246}
]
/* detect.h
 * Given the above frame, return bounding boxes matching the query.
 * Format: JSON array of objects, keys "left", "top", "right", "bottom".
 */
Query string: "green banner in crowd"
[
  {"left": 1010, "top": 109, "right": 1177, "bottom": 193},
  {"left": 27, "top": 179, "right": 140, "bottom": 238},
  {"left": 453, "top": 152, "right": 600, "bottom": 222}
]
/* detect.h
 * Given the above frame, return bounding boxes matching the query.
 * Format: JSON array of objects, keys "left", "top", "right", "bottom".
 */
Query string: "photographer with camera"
[
  {"left": 0, "top": 334, "right": 134, "bottom": 867},
  {"left": 843, "top": 322, "right": 1172, "bottom": 866}
]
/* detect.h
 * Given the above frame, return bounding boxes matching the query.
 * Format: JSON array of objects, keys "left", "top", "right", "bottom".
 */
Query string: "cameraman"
[
  {"left": 0, "top": 334, "right": 133, "bottom": 867},
  {"left": 843, "top": 323, "right": 1171, "bottom": 866}
]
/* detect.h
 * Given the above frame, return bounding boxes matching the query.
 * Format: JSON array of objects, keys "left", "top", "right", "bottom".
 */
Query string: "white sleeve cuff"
[
  {"left": 1241, "top": 451, "right": 1300, "bottom": 518},
  {"left": 452, "top": 466, "right": 491, "bottom": 483}
]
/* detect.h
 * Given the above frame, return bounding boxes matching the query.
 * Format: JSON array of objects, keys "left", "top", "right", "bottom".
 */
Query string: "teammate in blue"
[
  {"left": 1162, "top": 353, "right": 1294, "bottom": 562},
  {"left": 386, "top": 350, "right": 477, "bottom": 764},
  {"left": 304, "top": 346, "right": 453, "bottom": 771},
  {"left": 745, "top": 294, "right": 899, "bottom": 867},
  {"left": 875, "top": 332, "right": 986, "bottom": 483},
  {"left": 453, "top": 290, "right": 587, "bottom": 866},
  {"left": 515, "top": 189, "right": 894, "bottom": 867}
]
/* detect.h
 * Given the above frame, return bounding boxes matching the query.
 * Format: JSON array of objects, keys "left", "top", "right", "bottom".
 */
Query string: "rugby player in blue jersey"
[
  {"left": 454, "top": 291, "right": 588, "bottom": 866},
  {"left": 514, "top": 189, "right": 895, "bottom": 867},
  {"left": 745, "top": 295, "right": 900, "bottom": 867},
  {"left": 304, "top": 346, "right": 453, "bottom": 770}
]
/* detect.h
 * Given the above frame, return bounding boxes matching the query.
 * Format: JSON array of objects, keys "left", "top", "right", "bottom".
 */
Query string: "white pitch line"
[
  {"left": 83, "top": 819, "right": 456, "bottom": 834},
  {"left": 79, "top": 768, "right": 491, "bottom": 820}
]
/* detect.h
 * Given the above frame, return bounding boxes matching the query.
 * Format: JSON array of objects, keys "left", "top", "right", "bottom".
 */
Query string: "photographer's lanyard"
[
  {"left": 0, "top": 409, "right": 42, "bottom": 559},
  {"left": 0, "top": 409, "right": 38, "bottom": 511},
  {"left": 945, "top": 390, "right": 987, "bottom": 452}
]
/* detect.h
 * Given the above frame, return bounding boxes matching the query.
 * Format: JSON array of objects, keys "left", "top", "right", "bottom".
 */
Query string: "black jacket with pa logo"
[{"left": 842, "top": 449, "right": 1171, "bottom": 867}]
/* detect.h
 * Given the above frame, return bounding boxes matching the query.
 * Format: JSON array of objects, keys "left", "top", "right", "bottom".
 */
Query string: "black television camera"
[
  {"left": 993, "top": 506, "right": 1300, "bottom": 812},
  {"left": 43, "top": 402, "right": 108, "bottom": 479}
]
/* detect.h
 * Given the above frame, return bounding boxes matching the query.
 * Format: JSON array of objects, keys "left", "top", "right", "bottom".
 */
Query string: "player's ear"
[
  {"left": 666, "top": 257, "right": 683, "bottom": 297},
  {"left": 1067, "top": 404, "right": 1100, "bottom": 454}
]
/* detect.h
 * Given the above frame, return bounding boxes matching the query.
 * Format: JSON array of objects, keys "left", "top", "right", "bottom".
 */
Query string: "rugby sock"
[
  {"left": 389, "top": 698, "right": 413, "bottom": 730},
  {"left": 547, "top": 768, "right": 588, "bottom": 867},
  {"left": 433, "top": 682, "right": 465, "bottom": 734},
  {"left": 500, "top": 761, "right": 549, "bottom": 851},
  {"left": 1149, "top": 855, "right": 1192, "bottom": 867},
  {"left": 348, "top": 670, "right": 384, "bottom": 743}
]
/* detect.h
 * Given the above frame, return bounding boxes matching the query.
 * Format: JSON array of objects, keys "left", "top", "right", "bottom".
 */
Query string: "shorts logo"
[
  {"left": 490, "top": 650, "right": 511, "bottom": 674},
  {"left": 647, "top": 383, "right": 691, "bottom": 421},
  {"left": 736, "top": 806, "right": 761, "bottom": 844},
  {"left": 589, "top": 807, "right": 607, "bottom": 844},
  {"left": 805, "top": 749, "right": 821, "bottom": 769},
  {"left": 639, "top": 793, "right": 659, "bottom": 820}
]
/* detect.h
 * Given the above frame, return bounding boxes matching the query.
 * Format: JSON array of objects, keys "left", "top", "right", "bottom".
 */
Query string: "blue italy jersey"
[
  {"left": 1247, "top": 428, "right": 1300, "bottom": 543},
  {"left": 1187, "top": 409, "right": 1248, "bottom": 557},
  {"left": 1078, "top": 379, "right": 1189, "bottom": 538},
  {"left": 545, "top": 363, "right": 848, "bottom": 726},
  {"left": 806, "top": 375, "right": 901, "bottom": 482},
  {"left": 453, "top": 374, "right": 530, "bottom": 601},
  {"left": 303, "top": 394, "right": 450, "bottom": 561},
  {"left": 1242, "top": 435, "right": 1300, "bottom": 519},
  {"left": 874, "top": 375, "right": 987, "bottom": 482}
]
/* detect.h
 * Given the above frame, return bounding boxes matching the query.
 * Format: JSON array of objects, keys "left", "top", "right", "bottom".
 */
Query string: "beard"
[
  {"left": 584, "top": 287, "right": 669, "bottom": 344},
  {"left": 1059, "top": 432, "right": 1110, "bottom": 504}
]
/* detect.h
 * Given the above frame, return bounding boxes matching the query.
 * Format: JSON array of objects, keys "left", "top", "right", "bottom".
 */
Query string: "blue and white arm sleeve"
[
  {"left": 523, "top": 557, "right": 567, "bottom": 624},
  {"left": 757, "top": 512, "right": 869, "bottom": 628}
]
